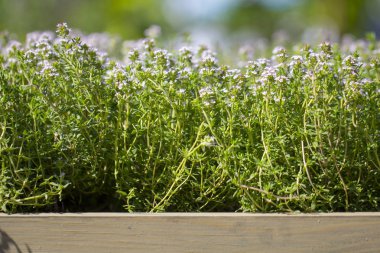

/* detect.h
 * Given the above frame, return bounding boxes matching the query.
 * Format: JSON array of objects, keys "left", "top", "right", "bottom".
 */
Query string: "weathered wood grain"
[{"left": 0, "top": 213, "right": 379, "bottom": 253}]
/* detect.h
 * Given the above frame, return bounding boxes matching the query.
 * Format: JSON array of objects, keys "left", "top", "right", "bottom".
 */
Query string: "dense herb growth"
[{"left": 0, "top": 24, "right": 379, "bottom": 213}]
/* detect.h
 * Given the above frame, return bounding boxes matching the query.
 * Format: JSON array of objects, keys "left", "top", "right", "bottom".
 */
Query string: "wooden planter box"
[{"left": 1, "top": 213, "right": 379, "bottom": 253}]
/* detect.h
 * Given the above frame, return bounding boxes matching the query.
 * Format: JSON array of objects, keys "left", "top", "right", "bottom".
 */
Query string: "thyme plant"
[{"left": 0, "top": 24, "right": 379, "bottom": 213}]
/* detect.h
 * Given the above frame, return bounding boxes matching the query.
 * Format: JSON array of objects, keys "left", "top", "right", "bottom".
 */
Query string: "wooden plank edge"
[{"left": 1, "top": 212, "right": 380, "bottom": 217}]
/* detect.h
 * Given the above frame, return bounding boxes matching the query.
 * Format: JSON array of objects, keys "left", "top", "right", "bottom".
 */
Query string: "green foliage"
[
  {"left": 0, "top": 25, "right": 379, "bottom": 213},
  {"left": 0, "top": 0, "right": 168, "bottom": 39}
]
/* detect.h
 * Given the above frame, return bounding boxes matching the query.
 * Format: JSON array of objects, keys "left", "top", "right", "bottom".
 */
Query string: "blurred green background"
[{"left": 0, "top": 0, "right": 379, "bottom": 41}]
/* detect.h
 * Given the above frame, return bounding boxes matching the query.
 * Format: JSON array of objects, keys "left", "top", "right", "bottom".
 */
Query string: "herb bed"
[{"left": 0, "top": 24, "right": 379, "bottom": 213}]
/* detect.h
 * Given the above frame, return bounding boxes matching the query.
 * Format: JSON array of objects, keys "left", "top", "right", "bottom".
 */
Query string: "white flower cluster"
[{"left": 1, "top": 23, "right": 377, "bottom": 113}]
